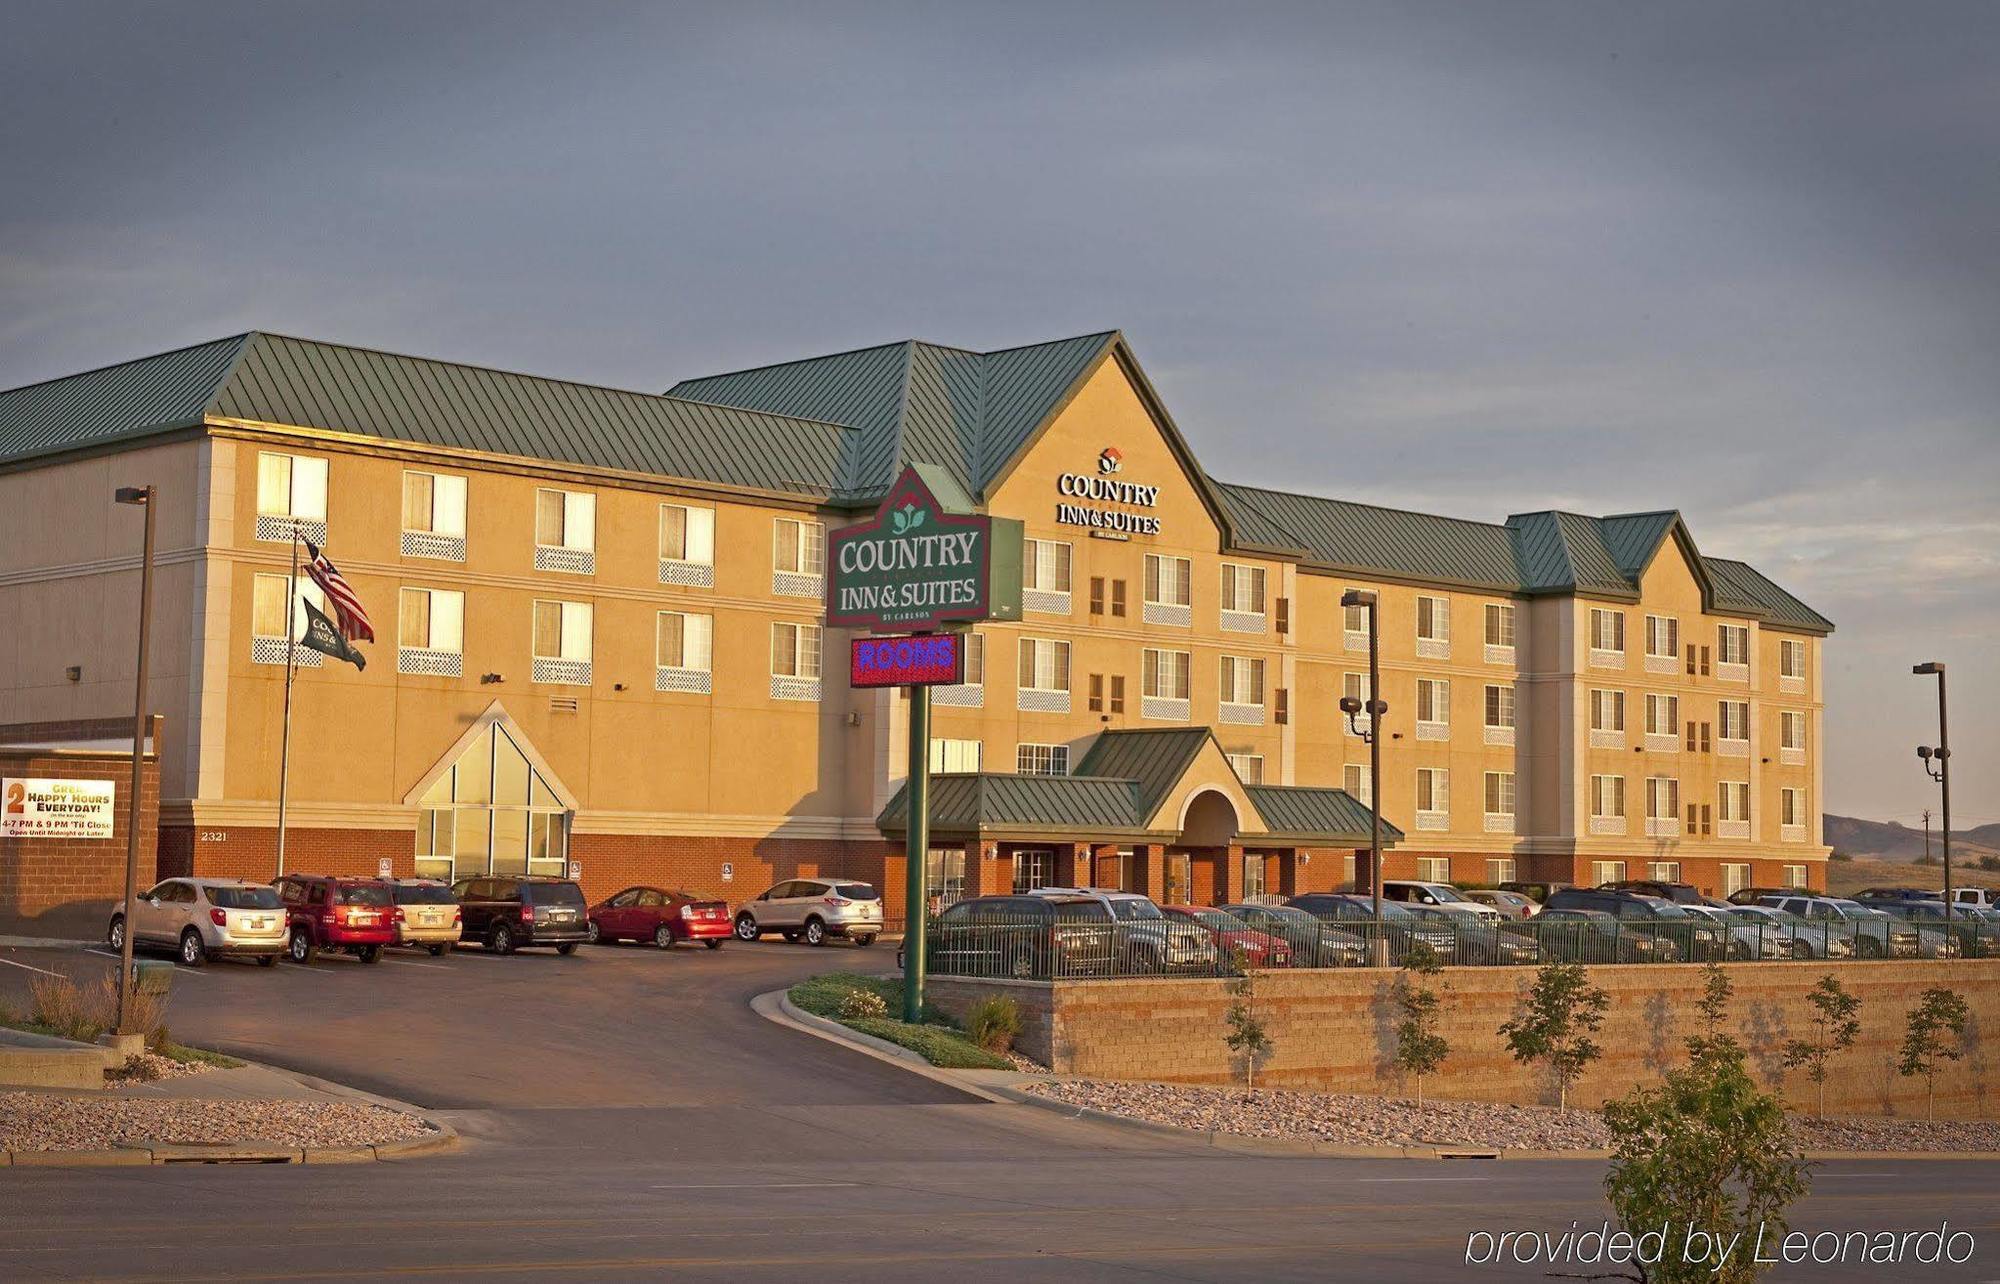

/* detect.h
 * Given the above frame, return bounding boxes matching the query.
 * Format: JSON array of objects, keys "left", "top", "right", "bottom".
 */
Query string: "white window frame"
[
  {"left": 1483, "top": 683, "right": 1515, "bottom": 746},
  {"left": 250, "top": 573, "right": 328, "bottom": 666},
  {"left": 1718, "top": 780, "right": 1751, "bottom": 823},
  {"left": 1016, "top": 743, "right": 1070, "bottom": 776},
  {"left": 770, "top": 621, "right": 823, "bottom": 700},
  {"left": 1590, "top": 774, "right": 1627, "bottom": 835},
  {"left": 1589, "top": 608, "right": 1626, "bottom": 667},
  {"left": 1645, "top": 776, "right": 1681, "bottom": 837},
  {"left": 1487, "top": 858, "right": 1517, "bottom": 884},
  {"left": 1649, "top": 861, "right": 1681, "bottom": 882},
  {"left": 1342, "top": 590, "right": 1371, "bottom": 651},
  {"left": 1721, "top": 863, "right": 1751, "bottom": 896},
  {"left": 1218, "top": 654, "right": 1265, "bottom": 719},
  {"left": 1343, "top": 762, "right": 1373, "bottom": 807},
  {"left": 659, "top": 503, "right": 717, "bottom": 588},
  {"left": 1483, "top": 602, "right": 1516, "bottom": 663},
  {"left": 1780, "top": 787, "right": 1806, "bottom": 839},
  {"left": 1415, "top": 856, "right": 1451, "bottom": 883},
  {"left": 397, "top": 586, "right": 465, "bottom": 677},
  {"left": 1142, "top": 647, "right": 1191, "bottom": 720},
  {"left": 255, "top": 451, "right": 329, "bottom": 543},
  {"left": 1717, "top": 624, "right": 1750, "bottom": 670},
  {"left": 1589, "top": 688, "right": 1626, "bottom": 748},
  {"left": 400, "top": 470, "right": 467, "bottom": 561},
  {"left": 1483, "top": 770, "right": 1515, "bottom": 832},
  {"left": 1591, "top": 860, "right": 1628, "bottom": 885},
  {"left": 655, "top": 610, "right": 714, "bottom": 694},
  {"left": 1779, "top": 709, "right": 1807, "bottom": 765},
  {"left": 1779, "top": 639, "right": 1807, "bottom": 679},
  {"left": 531, "top": 599, "right": 593, "bottom": 686},
  {"left": 1226, "top": 752, "right": 1265, "bottom": 785},
  {"left": 1023, "top": 538, "right": 1073, "bottom": 614},
  {"left": 1782, "top": 863, "right": 1808, "bottom": 889},
  {"left": 930, "top": 739, "right": 983, "bottom": 774},
  {"left": 1342, "top": 672, "right": 1372, "bottom": 737},
  {"left": 1017, "top": 638, "right": 1072, "bottom": 713},
  {"left": 772, "top": 518, "right": 826, "bottom": 599},
  {"left": 1219, "top": 563, "right": 1267, "bottom": 631},
  {"left": 535, "top": 488, "right": 595, "bottom": 553},
  {"left": 1416, "top": 678, "right": 1450, "bottom": 740},
  {"left": 1644, "top": 614, "right": 1680, "bottom": 673},
  {"left": 1415, "top": 767, "right": 1449, "bottom": 830},
  {"left": 1644, "top": 692, "right": 1680, "bottom": 750},
  {"left": 1416, "top": 595, "right": 1451, "bottom": 658}
]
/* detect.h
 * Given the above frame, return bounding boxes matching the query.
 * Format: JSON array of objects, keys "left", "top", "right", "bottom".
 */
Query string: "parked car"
[
  {"left": 452, "top": 875, "right": 592, "bottom": 954},
  {"left": 1942, "top": 887, "right": 2000, "bottom": 911},
  {"left": 1498, "top": 880, "right": 1572, "bottom": 905},
  {"left": 1873, "top": 900, "right": 1973, "bottom": 957},
  {"left": 387, "top": 878, "right": 461, "bottom": 955},
  {"left": 1853, "top": 886, "right": 1941, "bottom": 906},
  {"left": 1543, "top": 887, "right": 1725, "bottom": 960},
  {"left": 1225, "top": 901, "right": 1371, "bottom": 967},
  {"left": 1681, "top": 903, "right": 1788, "bottom": 960},
  {"left": 1161, "top": 905, "right": 1293, "bottom": 969},
  {"left": 733, "top": 879, "right": 883, "bottom": 947},
  {"left": 1600, "top": 879, "right": 1706, "bottom": 906},
  {"left": 108, "top": 878, "right": 286, "bottom": 967},
  {"left": 1527, "top": 907, "right": 1663, "bottom": 963},
  {"left": 273, "top": 873, "right": 397, "bottom": 964},
  {"left": 1382, "top": 880, "right": 1505, "bottom": 920},
  {"left": 590, "top": 886, "right": 732, "bottom": 949},
  {"left": 1463, "top": 888, "right": 1538, "bottom": 919},
  {"left": 1285, "top": 893, "right": 1451, "bottom": 964},
  {"left": 1401, "top": 903, "right": 1540, "bottom": 965},
  {"left": 1727, "top": 885, "right": 1798, "bottom": 907},
  {"left": 1028, "top": 889, "right": 1216, "bottom": 973},
  {"left": 906, "top": 894, "right": 1116, "bottom": 979},
  {"left": 1759, "top": 894, "right": 1915, "bottom": 959},
  {"left": 1722, "top": 904, "right": 1854, "bottom": 959}
]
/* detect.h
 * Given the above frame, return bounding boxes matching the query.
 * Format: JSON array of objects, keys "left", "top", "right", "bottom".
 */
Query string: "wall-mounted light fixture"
[
  {"left": 65, "top": 666, "right": 82, "bottom": 682},
  {"left": 480, "top": 672, "right": 504, "bottom": 685}
]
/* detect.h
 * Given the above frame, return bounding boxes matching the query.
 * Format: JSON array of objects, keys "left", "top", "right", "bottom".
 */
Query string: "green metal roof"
[
  {"left": 1, "top": 332, "right": 853, "bottom": 498},
  {"left": 876, "top": 772, "right": 1146, "bottom": 836},
  {"left": 1215, "top": 481, "right": 1522, "bottom": 590},
  {"left": 1245, "top": 786, "right": 1404, "bottom": 844},
  {"left": 1069, "top": 727, "right": 1217, "bottom": 822}
]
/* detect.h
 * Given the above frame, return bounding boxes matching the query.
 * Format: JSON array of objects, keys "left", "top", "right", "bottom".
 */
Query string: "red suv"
[{"left": 273, "top": 874, "right": 397, "bottom": 964}]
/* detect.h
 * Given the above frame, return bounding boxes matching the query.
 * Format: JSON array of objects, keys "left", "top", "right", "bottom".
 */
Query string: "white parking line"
[
  {"left": 1355, "top": 1177, "right": 1491, "bottom": 1183},
  {"left": 385, "top": 959, "right": 452, "bottom": 970},
  {"left": 0, "top": 956, "right": 65, "bottom": 978},
  {"left": 648, "top": 1182, "right": 860, "bottom": 1190},
  {"left": 81, "top": 948, "right": 208, "bottom": 977}
]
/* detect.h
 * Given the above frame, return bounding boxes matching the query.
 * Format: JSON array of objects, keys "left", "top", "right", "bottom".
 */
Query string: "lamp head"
[
  {"left": 1913, "top": 661, "right": 1944, "bottom": 675},
  {"left": 1366, "top": 699, "right": 1389, "bottom": 716},
  {"left": 1918, "top": 746, "right": 1933, "bottom": 760},
  {"left": 114, "top": 486, "right": 151, "bottom": 505},
  {"left": 1340, "top": 589, "right": 1377, "bottom": 608},
  {"left": 1338, "top": 696, "right": 1362, "bottom": 716}
]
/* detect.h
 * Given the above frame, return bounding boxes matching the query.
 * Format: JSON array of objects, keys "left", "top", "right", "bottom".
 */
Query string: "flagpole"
[{"left": 275, "top": 524, "right": 300, "bottom": 878}]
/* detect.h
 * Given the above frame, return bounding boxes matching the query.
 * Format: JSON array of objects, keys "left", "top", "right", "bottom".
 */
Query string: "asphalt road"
[{"left": 1, "top": 938, "right": 1996, "bottom": 1282}]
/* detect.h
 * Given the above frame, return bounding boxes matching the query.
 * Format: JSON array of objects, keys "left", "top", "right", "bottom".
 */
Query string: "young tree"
[
  {"left": 1899, "top": 985, "right": 1970, "bottom": 1121},
  {"left": 1685, "top": 961, "right": 1742, "bottom": 1065},
  {"left": 1223, "top": 948, "right": 1273, "bottom": 1092},
  {"left": 1393, "top": 941, "right": 1450, "bottom": 1104},
  {"left": 1604, "top": 1036, "right": 1810, "bottom": 1284},
  {"left": 1780, "top": 975, "right": 1862, "bottom": 1118},
  {"left": 1499, "top": 961, "right": 1609, "bottom": 1113}
]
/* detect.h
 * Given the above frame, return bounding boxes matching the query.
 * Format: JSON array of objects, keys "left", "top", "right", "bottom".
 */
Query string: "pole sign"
[
  {"left": 851, "top": 634, "right": 964, "bottom": 688},
  {"left": 826, "top": 467, "right": 1022, "bottom": 632}
]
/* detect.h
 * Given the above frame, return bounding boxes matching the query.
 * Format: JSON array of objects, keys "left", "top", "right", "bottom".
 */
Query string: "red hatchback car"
[
  {"left": 588, "top": 886, "right": 732, "bottom": 949},
  {"left": 1161, "top": 904, "right": 1293, "bottom": 968},
  {"left": 272, "top": 873, "right": 398, "bottom": 964}
]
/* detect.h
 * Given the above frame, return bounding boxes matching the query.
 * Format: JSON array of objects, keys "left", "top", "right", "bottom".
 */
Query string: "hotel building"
[{"left": 0, "top": 330, "right": 1831, "bottom": 926}]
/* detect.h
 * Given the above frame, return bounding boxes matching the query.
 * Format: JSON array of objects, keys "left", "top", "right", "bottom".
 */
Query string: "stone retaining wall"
[{"left": 929, "top": 960, "right": 2000, "bottom": 1119}]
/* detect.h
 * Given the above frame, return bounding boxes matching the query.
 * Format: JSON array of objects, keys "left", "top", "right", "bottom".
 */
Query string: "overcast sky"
[{"left": 4, "top": 1, "right": 1994, "bottom": 828}]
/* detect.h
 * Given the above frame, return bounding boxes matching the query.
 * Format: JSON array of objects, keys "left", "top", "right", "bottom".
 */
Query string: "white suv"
[
  {"left": 733, "top": 879, "right": 882, "bottom": 947},
  {"left": 1941, "top": 887, "right": 1999, "bottom": 911},
  {"left": 1382, "top": 880, "right": 1504, "bottom": 920}
]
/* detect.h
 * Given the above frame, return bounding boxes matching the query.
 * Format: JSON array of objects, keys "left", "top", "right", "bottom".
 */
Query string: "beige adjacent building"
[{"left": 0, "top": 329, "right": 1831, "bottom": 924}]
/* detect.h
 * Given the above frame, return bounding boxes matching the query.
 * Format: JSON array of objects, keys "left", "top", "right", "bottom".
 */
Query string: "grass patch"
[
  {"left": 154, "top": 1040, "right": 243, "bottom": 1069},
  {"left": 789, "top": 972, "right": 1011, "bottom": 1071}
]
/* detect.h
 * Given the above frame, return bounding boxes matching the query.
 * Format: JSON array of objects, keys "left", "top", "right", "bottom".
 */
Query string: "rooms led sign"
[{"left": 850, "top": 634, "right": 965, "bottom": 688}]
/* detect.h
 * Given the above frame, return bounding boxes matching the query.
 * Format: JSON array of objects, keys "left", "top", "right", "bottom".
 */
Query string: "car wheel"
[
  {"left": 557, "top": 942, "right": 579, "bottom": 956},
  {"left": 107, "top": 916, "right": 126, "bottom": 951},
  {"left": 1857, "top": 936, "right": 1883, "bottom": 959},
  {"left": 704, "top": 939, "right": 723, "bottom": 950},
  {"left": 256, "top": 953, "right": 278, "bottom": 967},
  {"left": 852, "top": 934, "right": 876, "bottom": 948},
  {"left": 586, "top": 920, "right": 602, "bottom": 944},
  {"left": 288, "top": 928, "right": 317, "bottom": 965},
  {"left": 1728, "top": 939, "right": 1751, "bottom": 961},
  {"left": 489, "top": 922, "right": 516, "bottom": 955},
  {"left": 428, "top": 943, "right": 450, "bottom": 957},
  {"left": 357, "top": 944, "right": 383, "bottom": 965},
  {"left": 803, "top": 918, "right": 827, "bottom": 947},
  {"left": 734, "top": 913, "right": 760, "bottom": 941},
  {"left": 782, "top": 930, "right": 800, "bottom": 943},
  {"left": 178, "top": 929, "right": 207, "bottom": 968},
  {"left": 654, "top": 924, "right": 674, "bottom": 949}
]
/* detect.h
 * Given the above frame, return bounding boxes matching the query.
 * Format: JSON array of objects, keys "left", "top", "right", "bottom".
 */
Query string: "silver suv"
[
  {"left": 1027, "top": 887, "right": 1217, "bottom": 972},
  {"left": 734, "top": 879, "right": 883, "bottom": 946},
  {"left": 108, "top": 878, "right": 286, "bottom": 967}
]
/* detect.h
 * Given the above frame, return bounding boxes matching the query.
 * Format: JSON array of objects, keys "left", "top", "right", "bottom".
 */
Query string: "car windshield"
[
  {"left": 1190, "top": 909, "right": 1244, "bottom": 931},
  {"left": 1426, "top": 885, "right": 1468, "bottom": 903},
  {"left": 209, "top": 886, "right": 281, "bottom": 909},
  {"left": 335, "top": 883, "right": 392, "bottom": 906},
  {"left": 527, "top": 881, "right": 587, "bottom": 907},
  {"left": 1111, "top": 899, "right": 1162, "bottom": 921},
  {"left": 1051, "top": 902, "right": 1111, "bottom": 923},
  {"left": 394, "top": 883, "right": 457, "bottom": 905},
  {"left": 1646, "top": 902, "right": 1691, "bottom": 919},
  {"left": 833, "top": 884, "right": 878, "bottom": 902}
]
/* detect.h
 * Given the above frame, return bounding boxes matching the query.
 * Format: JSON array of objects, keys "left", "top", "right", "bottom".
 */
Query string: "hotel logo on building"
[{"left": 1057, "top": 445, "right": 1161, "bottom": 535}]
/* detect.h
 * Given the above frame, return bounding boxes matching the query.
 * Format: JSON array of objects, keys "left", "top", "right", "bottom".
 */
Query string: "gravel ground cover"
[
  {"left": 106, "top": 1052, "right": 213, "bottom": 1083},
  {"left": 1018, "top": 1080, "right": 2000, "bottom": 1153},
  {"left": 0, "top": 1094, "right": 438, "bottom": 1152}
]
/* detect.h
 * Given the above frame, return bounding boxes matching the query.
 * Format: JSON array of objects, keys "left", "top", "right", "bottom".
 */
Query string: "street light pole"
[
  {"left": 1339, "top": 590, "right": 1388, "bottom": 962},
  {"left": 113, "top": 485, "right": 156, "bottom": 1036},
  {"left": 1914, "top": 662, "right": 1951, "bottom": 925}
]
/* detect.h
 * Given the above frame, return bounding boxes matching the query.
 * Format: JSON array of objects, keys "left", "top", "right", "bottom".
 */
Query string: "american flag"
[{"left": 302, "top": 540, "right": 375, "bottom": 644}]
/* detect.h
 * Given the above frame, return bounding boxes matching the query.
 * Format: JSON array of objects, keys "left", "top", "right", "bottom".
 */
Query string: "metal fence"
[{"left": 904, "top": 911, "right": 1998, "bottom": 981}]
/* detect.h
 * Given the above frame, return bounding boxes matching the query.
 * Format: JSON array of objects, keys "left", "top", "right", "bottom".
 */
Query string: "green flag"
[{"left": 300, "top": 599, "right": 367, "bottom": 670}]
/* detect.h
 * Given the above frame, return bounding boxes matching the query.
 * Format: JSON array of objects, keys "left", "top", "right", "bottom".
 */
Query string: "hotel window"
[
  {"left": 1779, "top": 639, "right": 1806, "bottom": 678},
  {"left": 1023, "top": 538, "right": 1072, "bottom": 613},
  {"left": 1646, "top": 777, "right": 1681, "bottom": 834},
  {"left": 400, "top": 471, "right": 467, "bottom": 560},
  {"left": 1591, "top": 774, "right": 1627, "bottom": 819},
  {"left": 1416, "top": 856, "right": 1451, "bottom": 883},
  {"left": 926, "top": 847, "right": 967, "bottom": 907},
  {"left": 1016, "top": 743, "right": 1069, "bottom": 776},
  {"left": 1591, "top": 860, "right": 1627, "bottom": 885},
  {"left": 1219, "top": 655, "right": 1265, "bottom": 709},
  {"left": 531, "top": 600, "right": 593, "bottom": 685},
  {"left": 1342, "top": 763, "right": 1373, "bottom": 807},
  {"left": 1017, "top": 638, "right": 1072, "bottom": 713},
  {"left": 1226, "top": 752, "right": 1265, "bottom": 785},
  {"left": 1721, "top": 863, "right": 1751, "bottom": 896},
  {"left": 1644, "top": 693, "right": 1680, "bottom": 740},
  {"left": 1110, "top": 579, "right": 1127, "bottom": 617},
  {"left": 772, "top": 518, "right": 825, "bottom": 597},
  {"left": 1012, "top": 848, "right": 1054, "bottom": 893},
  {"left": 397, "top": 587, "right": 465, "bottom": 677},
  {"left": 1645, "top": 615, "right": 1679, "bottom": 660},
  {"left": 659, "top": 504, "right": 717, "bottom": 588},
  {"left": 1220, "top": 564, "right": 1266, "bottom": 629},
  {"left": 1589, "top": 608, "right": 1625, "bottom": 664},
  {"left": 1484, "top": 770, "right": 1516, "bottom": 820},
  {"left": 1416, "top": 678, "right": 1450, "bottom": 740},
  {"left": 654, "top": 611, "right": 714, "bottom": 694},
  {"left": 1142, "top": 647, "right": 1191, "bottom": 719},
  {"left": 1143, "top": 553, "right": 1191, "bottom": 625},
  {"left": 1780, "top": 787, "right": 1806, "bottom": 836},
  {"left": 1649, "top": 861, "right": 1681, "bottom": 882},
  {"left": 1416, "top": 595, "right": 1450, "bottom": 657},
  {"left": 1782, "top": 863, "right": 1808, "bottom": 889},
  {"left": 1342, "top": 591, "right": 1371, "bottom": 648},
  {"left": 250, "top": 573, "right": 328, "bottom": 666},
  {"left": 1343, "top": 672, "right": 1372, "bottom": 736},
  {"left": 1590, "top": 688, "right": 1626, "bottom": 735},
  {"left": 1717, "top": 624, "right": 1750, "bottom": 668},
  {"left": 958, "top": 634, "right": 986, "bottom": 685},
  {"left": 1242, "top": 853, "right": 1269, "bottom": 898},
  {"left": 255, "top": 451, "right": 328, "bottom": 543},
  {"left": 1415, "top": 767, "right": 1449, "bottom": 829},
  {"left": 1487, "top": 858, "right": 1517, "bottom": 884},
  {"left": 1483, "top": 603, "right": 1516, "bottom": 659},
  {"left": 534, "top": 488, "right": 596, "bottom": 575},
  {"left": 1483, "top": 684, "right": 1515, "bottom": 746},
  {"left": 1716, "top": 699, "right": 1750, "bottom": 745},
  {"left": 1780, "top": 710, "right": 1807, "bottom": 764},
  {"left": 770, "top": 622, "right": 823, "bottom": 701},
  {"left": 929, "top": 739, "right": 983, "bottom": 774},
  {"left": 1719, "top": 780, "right": 1751, "bottom": 823}
]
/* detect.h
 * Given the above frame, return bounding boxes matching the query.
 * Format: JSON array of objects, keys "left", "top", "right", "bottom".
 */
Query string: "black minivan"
[{"left": 451, "top": 875, "right": 593, "bottom": 955}]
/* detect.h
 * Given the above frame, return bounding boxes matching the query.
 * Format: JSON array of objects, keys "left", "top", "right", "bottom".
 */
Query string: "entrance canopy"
[{"left": 877, "top": 728, "right": 1399, "bottom": 848}]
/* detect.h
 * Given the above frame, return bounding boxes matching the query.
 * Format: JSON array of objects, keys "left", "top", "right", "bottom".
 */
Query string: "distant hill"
[{"left": 1826, "top": 813, "right": 2000, "bottom": 865}]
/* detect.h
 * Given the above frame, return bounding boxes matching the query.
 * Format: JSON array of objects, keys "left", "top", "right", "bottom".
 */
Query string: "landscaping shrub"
[
  {"left": 965, "top": 996, "right": 1022, "bottom": 1053},
  {"left": 27, "top": 971, "right": 167, "bottom": 1042},
  {"left": 845, "top": 1018, "right": 1013, "bottom": 1070},
  {"left": 838, "top": 988, "right": 889, "bottom": 1021}
]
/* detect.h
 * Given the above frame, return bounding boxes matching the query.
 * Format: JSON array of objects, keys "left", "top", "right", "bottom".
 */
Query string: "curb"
[{"left": 755, "top": 990, "right": 1014, "bottom": 1104}]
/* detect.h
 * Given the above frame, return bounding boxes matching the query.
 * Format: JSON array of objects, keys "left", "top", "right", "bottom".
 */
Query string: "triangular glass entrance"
[{"left": 414, "top": 721, "right": 570, "bottom": 881}]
